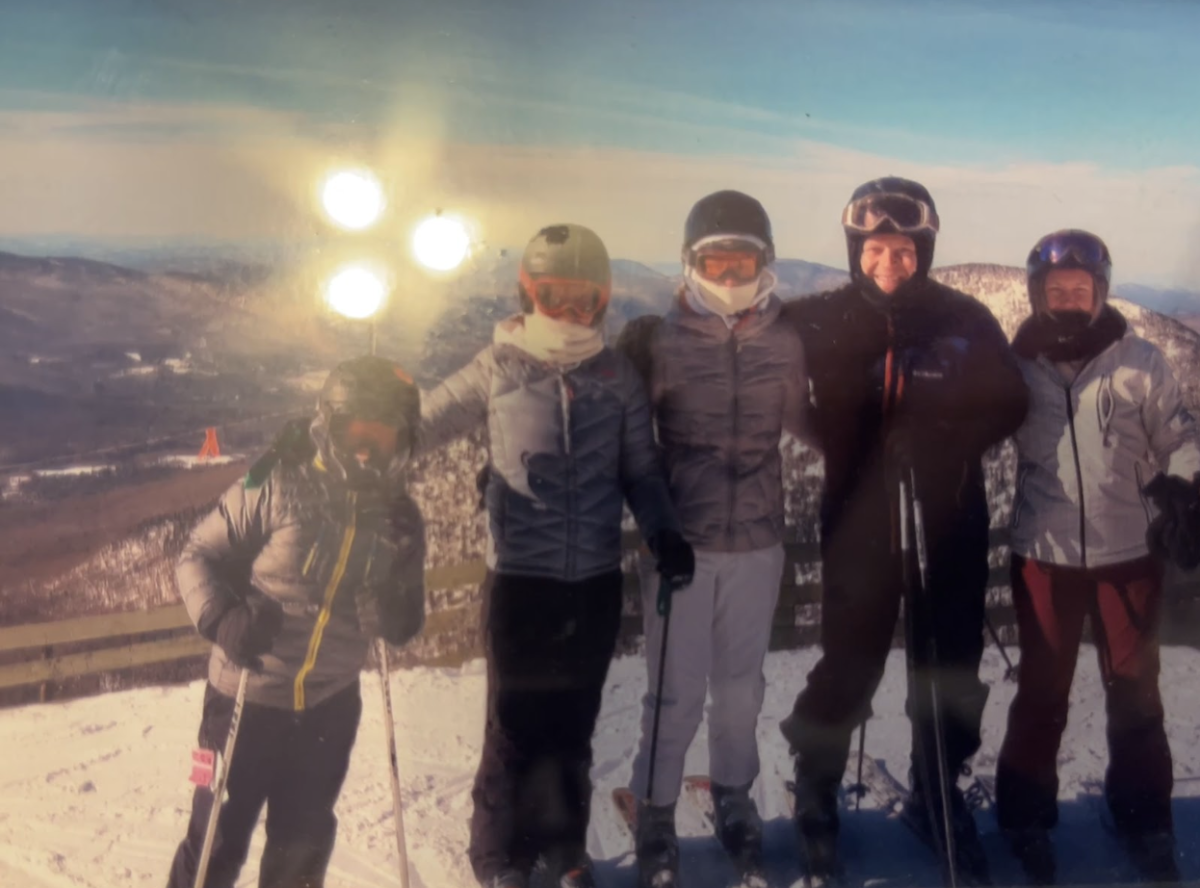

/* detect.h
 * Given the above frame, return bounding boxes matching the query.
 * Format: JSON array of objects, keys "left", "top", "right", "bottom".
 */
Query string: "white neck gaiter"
[
  {"left": 504, "top": 312, "right": 604, "bottom": 366},
  {"left": 683, "top": 269, "right": 777, "bottom": 325}
]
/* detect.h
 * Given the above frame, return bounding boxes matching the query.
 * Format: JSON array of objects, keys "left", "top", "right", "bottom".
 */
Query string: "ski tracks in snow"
[{"left": 3, "top": 648, "right": 1200, "bottom": 885}]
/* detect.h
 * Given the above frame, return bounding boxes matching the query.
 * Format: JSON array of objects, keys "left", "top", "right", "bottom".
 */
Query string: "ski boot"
[
  {"left": 787, "top": 770, "right": 844, "bottom": 886},
  {"left": 907, "top": 777, "right": 991, "bottom": 886},
  {"left": 1003, "top": 829, "right": 1055, "bottom": 886},
  {"left": 636, "top": 800, "right": 682, "bottom": 888},
  {"left": 538, "top": 847, "right": 599, "bottom": 888},
  {"left": 712, "top": 781, "right": 768, "bottom": 887},
  {"left": 1123, "top": 831, "right": 1180, "bottom": 884}
]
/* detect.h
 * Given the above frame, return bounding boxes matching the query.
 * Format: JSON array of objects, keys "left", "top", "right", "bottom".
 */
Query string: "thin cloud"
[{"left": 0, "top": 101, "right": 1198, "bottom": 288}]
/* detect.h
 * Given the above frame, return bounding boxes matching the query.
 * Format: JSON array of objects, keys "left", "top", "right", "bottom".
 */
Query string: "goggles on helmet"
[
  {"left": 841, "top": 193, "right": 940, "bottom": 235},
  {"left": 1027, "top": 230, "right": 1112, "bottom": 283},
  {"left": 520, "top": 270, "right": 610, "bottom": 325},
  {"left": 687, "top": 236, "right": 768, "bottom": 285}
]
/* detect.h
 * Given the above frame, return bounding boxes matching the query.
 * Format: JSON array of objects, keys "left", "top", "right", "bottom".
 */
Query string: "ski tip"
[{"left": 681, "top": 774, "right": 712, "bottom": 790}]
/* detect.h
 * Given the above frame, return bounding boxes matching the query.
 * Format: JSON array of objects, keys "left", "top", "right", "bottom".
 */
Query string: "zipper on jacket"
[
  {"left": 293, "top": 490, "right": 357, "bottom": 711},
  {"left": 559, "top": 371, "right": 575, "bottom": 578},
  {"left": 1063, "top": 387, "right": 1088, "bottom": 567},
  {"left": 727, "top": 334, "right": 740, "bottom": 546}
]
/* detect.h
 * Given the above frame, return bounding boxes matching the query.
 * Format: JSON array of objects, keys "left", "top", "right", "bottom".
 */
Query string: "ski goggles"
[
  {"left": 688, "top": 238, "right": 768, "bottom": 284},
  {"left": 1027, "top": 230, "right": 1112, "bottom": 281},
  {"left": 520, "top": 271, "right": 610, "bottom": 324},
  {"left": 841, "top": 193, "right": 940, "bottom": 235},
  {"left": 330, "top": 416, "right": 401, "bottom": 458}
]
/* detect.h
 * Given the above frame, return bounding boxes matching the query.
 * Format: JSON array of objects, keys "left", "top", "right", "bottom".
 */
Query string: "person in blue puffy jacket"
[{"left": 416, "top": 223, "right": 694, "bottom": 888}]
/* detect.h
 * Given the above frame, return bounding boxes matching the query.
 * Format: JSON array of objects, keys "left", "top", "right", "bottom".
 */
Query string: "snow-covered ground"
[{"left": 3, "top": 646, "right": 1200, "bottom": 888}]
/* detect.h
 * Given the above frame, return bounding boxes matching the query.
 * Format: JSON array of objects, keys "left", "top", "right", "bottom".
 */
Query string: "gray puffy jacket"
[
  {"left": 177, "top": 438, "right": 426, "bottom": 710},
  {"left": 1011, "top": 330, "right": 1200, "bottom": 568},
  {"left": 618, "top": 294, "right": 811, "bottom": 552},
  {"left": 417, "top": 317, "right": 681, "bottom": 581}
]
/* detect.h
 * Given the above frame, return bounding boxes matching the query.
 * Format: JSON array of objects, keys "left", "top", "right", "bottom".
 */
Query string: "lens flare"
[
  {"left": 412, "top": 215, "right": 470, "bottom": 271},
  {"left": 326, "top": 264, "right": 387, "bottom": 319},
  {"left": 321, "top": 170, "right": 385, "bottom": 231}
]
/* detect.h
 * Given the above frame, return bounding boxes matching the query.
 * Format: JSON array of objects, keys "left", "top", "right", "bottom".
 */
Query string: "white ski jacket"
[{"left": 1011, "top": 330, "right": 1200, "bottom": 568}]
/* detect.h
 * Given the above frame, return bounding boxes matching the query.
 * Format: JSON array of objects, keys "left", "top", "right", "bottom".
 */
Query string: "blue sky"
[{"left": 2, "top": 0, "right": 1199, "bottom": 284}]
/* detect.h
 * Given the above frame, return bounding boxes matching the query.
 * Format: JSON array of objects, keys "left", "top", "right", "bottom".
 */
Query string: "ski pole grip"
[{"left": 657, "top": 575, "right": 674, "bottom": 617}]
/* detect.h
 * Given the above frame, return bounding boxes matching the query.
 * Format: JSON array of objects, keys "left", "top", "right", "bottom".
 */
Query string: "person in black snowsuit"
[{"left": 779, "top": 177, "right": 1029, "bottom": 885}]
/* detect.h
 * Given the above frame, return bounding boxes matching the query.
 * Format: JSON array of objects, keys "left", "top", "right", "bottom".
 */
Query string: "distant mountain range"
[{"left": 3, "top": 244, "right": 1200, "bottom": 466}]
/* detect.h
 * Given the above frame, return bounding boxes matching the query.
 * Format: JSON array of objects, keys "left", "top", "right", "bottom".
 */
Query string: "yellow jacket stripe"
[{"left": 293, "top": 491, "right": 357, "bottom": 710}]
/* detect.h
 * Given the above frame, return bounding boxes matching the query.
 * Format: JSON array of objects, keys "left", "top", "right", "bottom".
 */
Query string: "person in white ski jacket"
[{"left": 996, "top": 230, "right": 1200, "bottom": 885}]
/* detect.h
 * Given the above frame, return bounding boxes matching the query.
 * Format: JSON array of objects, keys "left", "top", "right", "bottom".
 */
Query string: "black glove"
[
  {"left": 1143, "top": 472, "right": 1200, "bottom": 571},
  {"left": 651, "top": 528, "right": 695, "bottom": 590},
  {"left": 205, "top": 595, "right": 284, "bottom": 671}
]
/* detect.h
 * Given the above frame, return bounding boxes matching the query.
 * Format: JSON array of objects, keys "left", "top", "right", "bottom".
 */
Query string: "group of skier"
[{"left": 168, "top": 176, "right": 1200, "bottom": 888}]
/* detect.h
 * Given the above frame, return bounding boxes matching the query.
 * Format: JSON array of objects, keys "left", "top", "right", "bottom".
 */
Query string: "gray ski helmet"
[
  {"left": 310, "top": 354, "right": 420, "bottom": 487},
  {"left": 517, "top": 223, "right": 612, "bottom": 325},
  {"left": 843, "top": 176, "right": 938, "bottom": 280},
  {"left": 682, "top": 190, "right": 775, "bottom": 262},
  {"left": 1026, "top": 229, "right": 1112, "bottom": 317}
]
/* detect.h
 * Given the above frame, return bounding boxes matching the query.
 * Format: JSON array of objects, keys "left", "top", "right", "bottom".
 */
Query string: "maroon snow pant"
[
  {"left": 996, "top": 554, "right": 1173, "bottom": 836},
  {"left": 468, "top": 569, "right": 623, "bottom": 884}
]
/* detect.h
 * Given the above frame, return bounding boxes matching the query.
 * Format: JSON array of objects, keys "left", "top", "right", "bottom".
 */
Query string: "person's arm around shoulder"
[{"left": 414, "top": 347, "right": 494, "bottom": 457}]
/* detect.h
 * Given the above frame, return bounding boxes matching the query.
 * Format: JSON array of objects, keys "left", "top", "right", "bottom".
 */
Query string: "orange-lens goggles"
[
  {"left": 694, "top": 248, "right": 763, "bottom": 284},
  {"left": 525, "top": 275, "right": 609, "bottom": 323},
  {"left": 333, "top": 418, "right": 399, "bottom": 455}
]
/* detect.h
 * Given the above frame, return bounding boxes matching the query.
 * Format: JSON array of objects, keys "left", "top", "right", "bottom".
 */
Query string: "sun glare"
[
  {"left": 321, "top": 170, "right": 385, "bottom": 231},
  {"left": 412, "top": 215, "right": 470, "bottom": 272},
  {"left": 326, "top": 265, "right": 387, "bottom": 320}
]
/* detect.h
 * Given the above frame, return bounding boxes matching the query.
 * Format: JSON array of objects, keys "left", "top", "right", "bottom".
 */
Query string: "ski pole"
[
  {"left": 364, "top": 328, "right": 411, "bottom": 888},
  {"left": 377, "top": 638, "right": 411, "bottom": 888},
  {"left": 903, "top": 468, "right": 959, "bottom": 888},
  {"left": 644, "top": 574, "right": 674, "bottom": 805},
  {"left": 850, "top": 721, "right": 867, "bottom": 812},
  {"left": 194, "top": 667, "right": 250, "bottom": 888}
]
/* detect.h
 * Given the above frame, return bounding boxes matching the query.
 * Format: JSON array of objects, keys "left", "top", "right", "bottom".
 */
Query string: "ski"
[
  {"left": 681, "top": 774, "right": 714, "bottom": 825},
  {"left": 612, "top": 786, "right": 639, "bottom": 835}
]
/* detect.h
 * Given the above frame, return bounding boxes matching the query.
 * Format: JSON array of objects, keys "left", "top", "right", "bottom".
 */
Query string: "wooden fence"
[{"left": 5, "top": 529, "right": 1200, "bottom": 702}]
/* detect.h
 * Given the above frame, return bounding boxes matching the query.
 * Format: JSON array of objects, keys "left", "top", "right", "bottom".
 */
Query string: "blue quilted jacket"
[{"left": 417, "top": 316, "right": 681, "bottom": 581}]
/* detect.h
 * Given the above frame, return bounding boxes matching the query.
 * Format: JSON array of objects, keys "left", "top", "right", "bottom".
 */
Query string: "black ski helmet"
[
  {"left": 843, "top": 176, "right": 938, "bottom": 282},
  {"left": 310, "top": 354, "right": 420, "bottom": 487},
  {"left": 517, "top": 223, "right": 612, "bottom": 326},
  {"left": 1026, "top": 229, "right": 1112, "bottom": 317},
  {"left": 682, "top": 190, "right": 775, "bottom": 262}
]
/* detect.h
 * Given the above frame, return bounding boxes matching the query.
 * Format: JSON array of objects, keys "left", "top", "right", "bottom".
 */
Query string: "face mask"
[
  {"left": 520, "top": 311, "right": 605, "bottom": 365},
  {"left": 684, "top": 268, "right": 776, "bottom": 316},
  {"left": 1047, "top": 310, "right": 1093, "bottom": 338}
]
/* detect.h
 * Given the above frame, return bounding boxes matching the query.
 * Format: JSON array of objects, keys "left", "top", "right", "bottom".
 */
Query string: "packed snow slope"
[{"left": 4, "top": 646, "right": 1200, "bottom": 888}]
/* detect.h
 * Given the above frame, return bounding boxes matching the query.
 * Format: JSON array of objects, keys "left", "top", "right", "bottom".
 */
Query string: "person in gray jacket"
[
  {"left": 617, "top": 190, "right": 811, "bottom": 888},
  {"left": 167, "top": 355, "right": 426, "bottom": 888},
  {"left": 417, "top": 223, "right": 694, "bottom": 888},
  {"left": 996, "top": 230, "right": 1200, "bottom": 885}
]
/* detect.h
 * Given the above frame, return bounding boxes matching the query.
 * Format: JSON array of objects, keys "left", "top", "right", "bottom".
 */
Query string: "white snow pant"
[{"left": 629, "top": 544, "right": 785, "bottom": 806}]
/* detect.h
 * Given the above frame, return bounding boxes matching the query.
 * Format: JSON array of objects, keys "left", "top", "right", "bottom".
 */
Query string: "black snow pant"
[
  {"left": 167, "top": 680, "right": 362, "bottom": 888},
  {"left": 469, "top": 569, "right": 623, "bottom": 884},
  {"left": 782, "top": 505, "right": 990, "bottom": 811}
]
